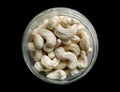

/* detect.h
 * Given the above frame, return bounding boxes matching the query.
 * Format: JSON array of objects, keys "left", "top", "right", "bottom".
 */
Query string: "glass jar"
[{"left": 22, "top": 7, "right": 99, "bottom": 85}]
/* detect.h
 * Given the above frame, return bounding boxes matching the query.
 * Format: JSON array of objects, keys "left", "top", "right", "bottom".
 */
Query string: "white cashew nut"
[
  {"left": 41, "top": 55, "right": 60, "bottom": 69},
  {"left": 61, "top": 16, "right": 72, "bottom": 28},
  {"left": 38, "top": 29, "right": 56, "bottom": 52},
  {"left": 33, "top": 50, "right": 42, "bottom": 62},
  {"left": 64, "top": 43, "right": 80, "bottom": 56},
  {"left": 76, "top": 24, "right": 85, "bottom": 37},
  {"left": 71, "top": 69, "right": 79, "bottom": 76},
  {"left": 55, "top": 47, "right": 77, "bottom": 70},
  {"left": 54, "top": 24, "right": 78, "bottom": 40},
  {"left": 62, "top": 39, "right": 72, "bottom": 46},
  {"left": 79, "top": 31, "right": 92, "bottom": 53},
  {"left": 34, "top": 62, "right": 43, "bottom": 72},
  {"left": 27, "top": 42, "right": 36, "bottom": 51},
  {"left": 61, "top": 16, "right": 80, "bottom": 27},
  {"left": 71, "top": 35, "right": 80, "bottom": 43},
  {"left": 77, "top": 50, "right": 88, "bottom": 68},
  {"left": 47, "top": 16, "right": 59, "bottom": 30},
  {"left": 54, "top": 60, "right": 68, "bottom": 70},
  {"left": 47, "top": 70, "right": 66, "bottom": 80},
  {"left": 32, "top": 32, "right": 44, "bottom": 49}
]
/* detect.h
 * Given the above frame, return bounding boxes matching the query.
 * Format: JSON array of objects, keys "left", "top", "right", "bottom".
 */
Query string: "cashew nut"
[
  {"left": 86, "top": 47, "right": 92, "bottom": 54},
  {"left": 39, "top": 29, "right": 56, "bottom": 47},
  {"left": 47, "top": 16, "right": 59, "bottom": 30},
  {"left": 27, "top": 42, "right": 36, "bottom": 51},
  {"left": 71, "top": 35, "right": 80, "bottom": 43},
  {"left": 41, "top": 55, "right": 60, "bottom": 69},
  {"left": 33, "top": 50, "right": 42, "bottom": 62},
  {"left": 79, "top": 31, "right": 92, "bottom": 52},
  {"left": 32, "top": 32, "right": 44, "bottom": 49},
  {"left": 47, "top": 70, "right": 66, "bottom": 80},
  {"left": 38, "top": 29, "right": 56, "bottom": 52},
  {"left": 55, "top": 47, "right": 77, "bottom": 69},
  {"left": 62, "top": 39, "right": 72, "bottom": 46},
  {"left": 34, "top": 62, "right": 43, "bottom": 72},
  {"left": 61, "top": 16, "right": 81, "bottom": 28},
  {"left": 76, "top": 24, "right": 85, "bottom": 37},
  {"left": 54, "top": 24, "right": 78, "bottom": 40},
  {"left": 54, "top": 60, "right": 68, "bottom": 70},
  {"left": 64, "top": 43, "right": 80, "bottom": 56},
  {"left": 61, "top": 16, "right": 72, "bottom": 28},
  {"left": 71, "top": 69, "right": 79, "bottom": 76},
  {"left": 77, "top": 50, "right": 88, "bottom": 68}
]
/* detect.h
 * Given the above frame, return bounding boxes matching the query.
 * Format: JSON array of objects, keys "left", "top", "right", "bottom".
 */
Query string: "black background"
[{"left": 1, "top": 0, "right": 118, "bottom": 91}]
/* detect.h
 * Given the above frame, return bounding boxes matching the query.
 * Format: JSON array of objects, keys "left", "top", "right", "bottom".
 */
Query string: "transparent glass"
[{"left": 22, "top": 7, "right": 99, "bottom": 85}]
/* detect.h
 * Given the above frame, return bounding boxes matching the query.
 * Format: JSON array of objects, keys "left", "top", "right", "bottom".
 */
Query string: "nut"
[{"left": 46, "top": 70, "right": 67, "bottom": 80}]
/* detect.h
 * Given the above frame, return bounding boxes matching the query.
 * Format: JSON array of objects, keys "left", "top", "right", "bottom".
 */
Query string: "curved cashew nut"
[
  {"left": 61, "top": 16, "right": 81, "bottom": 28},
  {"left": 41, "top": 55, "right": 60, "bottom": 69},
  {"left": 27, "top": 42, "right": 36, "bottom": 51},
  {"left": 55, "top": 47, "right": 77, "bottom": 70},
  {"left": 79, "top": 31, "right": 92, "bottom": 53},
  {"left": 71, "top": 35, "right": 80, "bottom": 43},
  {"left": 76, "top": 24, "right": 85, "bottom": 37},
  {"left": 39, "top": 29, "right": 56, "bottom": 47},
  {"left": 34, "top": 62, "right": 43, "bottom": 72},
  {"left": 54, "top": 24, "right": 78, "bottom": 40},
  {"left": 38, "top": 29, "right": 56, "bottom": 52},
  {"left": 54, "top": 61, "right": 68, "bottom": 70},
  {"left": 47, "top": 16, "right": 59, "bottom": 30},
  {"left": 71, "top": 69, "right": 79, "bottom": 76},
  {"left": 32, "top": 32, "right": 44, "bottom": 49},
  {"left": 64, "top": 43, "right": 80, "bottom": 56},
  {"left": 62, "top": 39, "right": 72, "bottom": 46},
  {"left": 47, "top": 70, "right": 66, "bottom": 80},
  {"left": 33, "top": 50, "right": 42, "bottom": 62},
  {"left": 77, "top": 50, "right": 88, "bottom": 68},
  {"left": 61, "top": 16, "right": 72, "bottom": 28}
]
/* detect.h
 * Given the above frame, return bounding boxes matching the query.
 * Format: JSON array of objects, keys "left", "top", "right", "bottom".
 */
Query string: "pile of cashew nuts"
[{"left": 27, "top": 16, "right": 92, "bottom": 80}]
